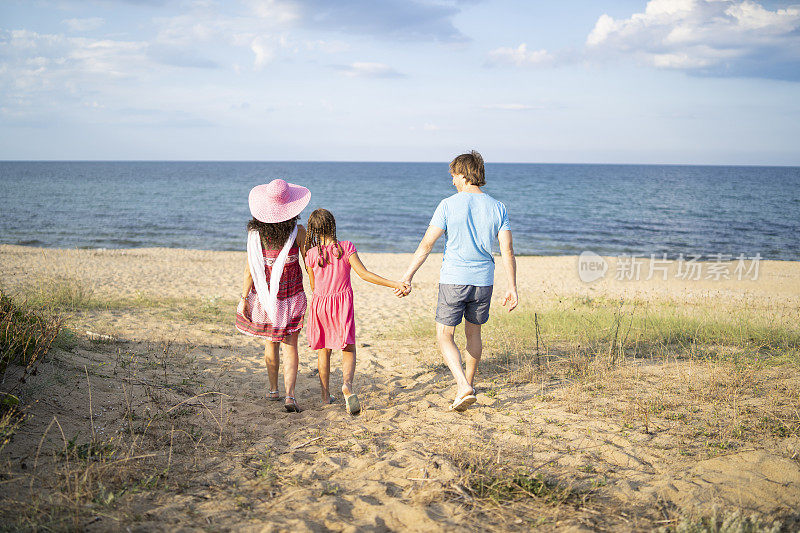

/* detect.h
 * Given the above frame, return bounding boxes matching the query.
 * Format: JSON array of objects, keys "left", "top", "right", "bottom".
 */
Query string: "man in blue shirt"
[{"left": 400, "top": 151, "right": 518, "bottom": 411}]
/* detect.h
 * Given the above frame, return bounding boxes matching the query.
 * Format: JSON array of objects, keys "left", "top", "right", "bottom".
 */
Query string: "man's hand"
[
  {"left": 394, "top": 281, "right": 411, "bottom": 298},
  {"left": 502, "top": 288, "right": 518, "bottom": 312}
]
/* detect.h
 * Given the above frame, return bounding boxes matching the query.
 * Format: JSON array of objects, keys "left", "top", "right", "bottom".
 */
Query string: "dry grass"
[
  {"left": 2, "top": 274, "right": 799, "bottom": 530},
  {"left": 663, "top": 509, "right": 782, "bottom": 533},
  {"left": 0, "top": 332, "right": 245, "bottom": 529},
  {"left": 390, "top": 296, "right": 800, "bottom": 527}
]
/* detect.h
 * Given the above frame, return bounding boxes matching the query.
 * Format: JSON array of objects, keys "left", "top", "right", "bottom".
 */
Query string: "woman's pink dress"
[{"left": 305, "top": 241, "right": 357, "bottom": 350}]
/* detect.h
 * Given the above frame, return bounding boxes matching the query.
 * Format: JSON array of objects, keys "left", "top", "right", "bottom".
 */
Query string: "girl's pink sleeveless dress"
[{"left": 305, "top": 241, "right": 357, "bottom": 350}]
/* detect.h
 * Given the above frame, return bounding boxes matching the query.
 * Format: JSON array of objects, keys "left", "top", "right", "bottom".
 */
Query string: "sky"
[{"left": 1, "top": 0, "right": 799, "bottom": 164}]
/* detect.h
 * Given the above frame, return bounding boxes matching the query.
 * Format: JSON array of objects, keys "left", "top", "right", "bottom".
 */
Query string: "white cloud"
[
  {"left": 586, "top": 0, "right": 800, "bottom": 80},
  {"left": 246, "top": 0, "right": 301, "bottom": 24},
  {"left": 482, "top": 103, "right": 539, "bottom": 110},
  {"left": 251, "top": 36, "right": 277, "bottom": 68},
  {"left": 338, "top": 62, "right": 403, "bottom": 78},
  {"left": 1, "top": 30, "right": 149, "bottom": 88},
  {"left": 486, "top": 43, "right": 553, "bottom": 67},
  {"left": 423, "top": 122, "right": 439, "bottom": 131},
  {"left": 62, "top": 17, "right": 105, "bottom": 32}
]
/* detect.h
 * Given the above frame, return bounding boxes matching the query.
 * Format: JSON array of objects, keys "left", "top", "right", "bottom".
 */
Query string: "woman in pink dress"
[
  {"left": 304, "top": 209, "right": 408, "bottom": 415},
  {"left": 236, "top": 179, "right": 310, "bottom": 413}
]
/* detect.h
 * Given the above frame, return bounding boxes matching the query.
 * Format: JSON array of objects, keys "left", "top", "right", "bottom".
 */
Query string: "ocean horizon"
[{"left": 1, "top": 161, "right": 799, "bottom": 260}]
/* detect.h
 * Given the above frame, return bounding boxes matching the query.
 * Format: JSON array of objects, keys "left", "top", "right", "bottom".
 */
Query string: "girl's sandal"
[
  {"left": 344, "top": 393, "right": 361, "bottom": 416},
  {"left": 284, "top": 396, "right": 302, "bottom": 413},
  {"left": 267, "top": 390, "right": 281, "bottom": 401}
]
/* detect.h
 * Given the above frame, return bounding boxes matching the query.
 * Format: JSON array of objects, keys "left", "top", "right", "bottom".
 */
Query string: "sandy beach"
[{"left": 1, "top": 244, "right": 799, "bottom": 531}]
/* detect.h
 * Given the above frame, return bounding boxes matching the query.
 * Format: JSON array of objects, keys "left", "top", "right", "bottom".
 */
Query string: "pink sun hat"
[{"left": 249, "top": 179, "right": 311, "bottom": 223}]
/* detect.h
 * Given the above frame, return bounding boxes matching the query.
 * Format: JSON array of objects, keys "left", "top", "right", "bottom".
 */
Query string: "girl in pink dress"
[{"left": 304, "top": 209, "right": 408, "bottom": 415}]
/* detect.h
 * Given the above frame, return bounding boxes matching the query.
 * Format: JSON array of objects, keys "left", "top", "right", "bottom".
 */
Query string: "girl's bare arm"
[
  {"left": 348, "top": 252, "right": 403, "bottom": 290},
  {"left": 306, "top": 261, "right": 316, "bottom": 292},
  {"left": 296, "top": 224, "right": 314, "bottom": 291}
]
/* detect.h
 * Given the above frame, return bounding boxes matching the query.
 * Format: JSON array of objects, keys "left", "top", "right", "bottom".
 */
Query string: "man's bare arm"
[
  {"left": 498, "top": 229, "right": 518, "bottom": 311},
  {"left": 400, "top": 225, "right": 444, "bottom": 287}
]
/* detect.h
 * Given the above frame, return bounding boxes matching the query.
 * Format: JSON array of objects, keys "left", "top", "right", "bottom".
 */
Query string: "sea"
[{"left": 1, "top": 161, "right": 799, "bottom": 260}]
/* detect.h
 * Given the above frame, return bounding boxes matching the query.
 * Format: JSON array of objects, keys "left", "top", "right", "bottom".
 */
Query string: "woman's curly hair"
[
  {"left": 247, "top": 215, "right": 299, "bottom": 249},
  {"left": 305, "top": 209, "right": 342, "bottom": 267}
]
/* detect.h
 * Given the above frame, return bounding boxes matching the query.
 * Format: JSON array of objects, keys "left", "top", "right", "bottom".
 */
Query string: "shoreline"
[
  {"left": 2, "top": 243, "right": 800, "bottom": 262},
  {"left": 2, "top": 244, "right": 798, "bottom": 313}
]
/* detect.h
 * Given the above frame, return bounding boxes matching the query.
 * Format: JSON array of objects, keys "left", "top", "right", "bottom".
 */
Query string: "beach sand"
[{"left": 1, "top": 244, "right": 799, "bottom": 530}]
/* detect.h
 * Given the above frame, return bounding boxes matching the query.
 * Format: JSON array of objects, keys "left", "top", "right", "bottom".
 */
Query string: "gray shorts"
[{"left": 435, "top": 284, "right": 493, "bottom": 326}]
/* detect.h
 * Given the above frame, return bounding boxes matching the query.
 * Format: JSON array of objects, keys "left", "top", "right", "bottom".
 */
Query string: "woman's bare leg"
[
  {"left": 264, "top": 341, "right": 280, "bottom": 399},
  {"left": 281, "top": 331, "right": 299, "bottom": 401}
]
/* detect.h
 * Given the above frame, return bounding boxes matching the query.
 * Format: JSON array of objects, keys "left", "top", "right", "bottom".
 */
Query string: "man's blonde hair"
[{"left": 449, "top": 150, "right": 485, "bottom": 186}]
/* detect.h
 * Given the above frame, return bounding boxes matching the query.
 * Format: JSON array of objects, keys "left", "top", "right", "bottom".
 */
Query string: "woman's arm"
[
  {"left": 238, "top": 257, "right": 254, "bottom": 313},
  {"left": 296, "top": 224, "right": 308, "bottom": 261},
  {"left": 349, "top": 252, "right": 404, "bottom": 290}
]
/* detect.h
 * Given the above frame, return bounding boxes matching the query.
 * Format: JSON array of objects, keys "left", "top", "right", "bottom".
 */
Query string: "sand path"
[{"left": 1, "top": 245, "right": 799, "bottom": 530}]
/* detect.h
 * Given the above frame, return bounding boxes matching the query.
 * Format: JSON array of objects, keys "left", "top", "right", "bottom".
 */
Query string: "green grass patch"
[
  {"left": 1, "top": 291, "right": 62, "bottom": 377},
  {"left": 488, "top": 298, "right": 799, "bottom": 356},
  {"left": 395, "top": 297, "right": 799, "bottom": 362},
  {"left": 14, "top": 277, "right": 237, "bottom": 324}
]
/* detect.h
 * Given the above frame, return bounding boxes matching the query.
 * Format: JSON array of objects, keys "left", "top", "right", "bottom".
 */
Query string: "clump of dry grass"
[
  {"left": 441, "top": 441, "right": 594, "bottom": 528},
  {"left": 661, "top": 508, "right": 782, "bottom": 533}
]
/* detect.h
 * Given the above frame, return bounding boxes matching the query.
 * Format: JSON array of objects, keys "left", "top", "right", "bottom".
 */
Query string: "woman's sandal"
[
  {"left": 284, "top": 396, "right": 302, "bottom": 413},
  {"left": 267, "top": 390, "right": 281, "bottom": 401}
]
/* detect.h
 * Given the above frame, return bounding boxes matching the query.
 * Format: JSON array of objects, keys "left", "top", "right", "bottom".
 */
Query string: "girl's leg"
[
  {"left": 341, "top": 344, "right": 357, "bottom": 396},
  {"left": 280, "top": 331, "right": 300, "bottom": 403},
  {"left": 264, "top": 341, "right": 280, "bottom": 399},
  {"left": 317, "top": 349, "right": 333, "bottom": 401}
]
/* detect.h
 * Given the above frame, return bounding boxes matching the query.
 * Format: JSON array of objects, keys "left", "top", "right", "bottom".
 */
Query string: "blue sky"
[{"left": 1, "top": 0, "right": 799, "bottom": 164}]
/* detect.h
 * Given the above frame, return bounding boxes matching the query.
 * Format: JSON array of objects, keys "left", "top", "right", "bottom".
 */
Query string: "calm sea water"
[{"left": 1, "top": 161, "right": 799, "bottom": 259}]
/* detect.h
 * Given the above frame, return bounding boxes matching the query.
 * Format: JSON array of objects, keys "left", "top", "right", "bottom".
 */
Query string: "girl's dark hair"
[
  {"left": 247, "top": 215, "right": 299, "bottom": 249},
  {"left": 305, "top": 209, "right": 343, "bottom": 267}
]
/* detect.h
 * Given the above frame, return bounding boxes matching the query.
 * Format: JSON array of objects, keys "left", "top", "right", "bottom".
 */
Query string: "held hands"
[
  {"left": 502, "top": 287, "right": 519, "bottom": 312},
  {"left": 393, "top": 280, "right": 412, "bottom": 298}
]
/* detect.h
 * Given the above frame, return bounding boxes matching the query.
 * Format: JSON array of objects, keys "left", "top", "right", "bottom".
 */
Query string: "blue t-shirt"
[{"left": 429, "top": 191, "right": 510, "bottom": 286}]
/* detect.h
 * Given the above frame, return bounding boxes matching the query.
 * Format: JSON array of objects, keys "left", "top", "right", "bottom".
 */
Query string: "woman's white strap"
[{"left": 247, "top": 224, "right": 298, "bottom": 323}]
